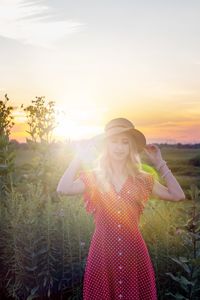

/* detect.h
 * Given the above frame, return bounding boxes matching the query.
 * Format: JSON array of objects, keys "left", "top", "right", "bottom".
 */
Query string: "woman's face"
[{"left": 106, "top": 132, "right": 130, "bottom": 162}]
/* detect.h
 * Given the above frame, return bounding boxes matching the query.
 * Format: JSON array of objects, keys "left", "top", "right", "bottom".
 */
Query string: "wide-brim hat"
[{"left": 92, "top": 117, "right": 146, "bottom": 153}]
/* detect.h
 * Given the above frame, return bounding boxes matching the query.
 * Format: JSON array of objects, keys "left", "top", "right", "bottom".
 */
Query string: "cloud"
[{"left": 0, "top": 0, "right": 83, "bottom": 48}]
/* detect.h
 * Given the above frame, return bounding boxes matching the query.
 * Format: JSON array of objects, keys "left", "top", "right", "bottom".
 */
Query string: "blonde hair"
[{"left": 93, "top": 132, "right": 145, "bottom": 193}]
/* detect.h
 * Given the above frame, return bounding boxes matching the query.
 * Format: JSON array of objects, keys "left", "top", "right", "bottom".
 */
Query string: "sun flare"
[{"left": 54, "top": 107, "right": 104, "bottom": 141}]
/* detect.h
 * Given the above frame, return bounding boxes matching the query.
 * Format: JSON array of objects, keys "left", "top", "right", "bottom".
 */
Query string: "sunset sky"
[{"left": 0, "top": 0, "right": 200, "bottom": 143}]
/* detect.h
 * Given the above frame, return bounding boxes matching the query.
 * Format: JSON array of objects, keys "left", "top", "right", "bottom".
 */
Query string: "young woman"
[{"left": 56, "top": 117, "right": 185, "bottom": 300}]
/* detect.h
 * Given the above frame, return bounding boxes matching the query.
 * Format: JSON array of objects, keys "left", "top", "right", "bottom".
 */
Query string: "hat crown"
[{"left": 105, "top": 118, "right": 134, "bottom": 132}]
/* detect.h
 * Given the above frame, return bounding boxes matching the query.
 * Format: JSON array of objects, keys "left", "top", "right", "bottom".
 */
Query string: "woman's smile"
[{"left": 114, "top": 152, "right": 125, "bottom": 155}]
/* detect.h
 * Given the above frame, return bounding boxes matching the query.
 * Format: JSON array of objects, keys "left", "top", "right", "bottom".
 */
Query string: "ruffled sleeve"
[
  {"left": 135, "top": 172, "right": 155, "bottom": 207},
  {"left": 145, "top": 173, "right": 154, "bottom": 198},
  {"left": 78, "top": 170, "right": 97, "bottom": 215}
]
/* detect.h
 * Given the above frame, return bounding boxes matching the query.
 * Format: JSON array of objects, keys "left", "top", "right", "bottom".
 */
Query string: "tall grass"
[{"left": 0, "top": 142, "right": 200, "bottom": 299}]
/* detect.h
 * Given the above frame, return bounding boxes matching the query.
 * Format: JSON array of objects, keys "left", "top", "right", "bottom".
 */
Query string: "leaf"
[
  {"left": 179, "top": 276, "right": 195, "bottom": 287},
  {"left": 47, "top": 287, "right": 51, "bottom": 298},
  {"left": 179, "top": 257, "right": 189, "bottom": 263},
  {"left": 165, "top": 272, "right": 194, "bottom": 292},
  {"left": 27, "top": 294, "right": 39, "bottom": 300},
  {"left": 193, "top": 285, "right": 200, "bottom": 293},
  {"left": 43, "top": 277, "right": 47, "bottom": 287},
  {"left": 25, "top": 266, "right": 38, "bottom": 272},
  {"left": 166, "top": 272, "right": 181, "bottom": 283},
  {"left": 31, "top": 286, "right": 39, "bottom": 295},
  {"left": 190, "top": 257, "right": 200, "bottom": 267},
  {"left": 192, "top": 268, "right": 200, "bottom": 279},
  {"left": 27, "top": 296, "right": 35, "bottom": 300},
  {"left": 165, "top": 292, "right": 188, "bottom": 299},
  {"left": 188, "top": 232, "right": 200, "bottom": 240},
  {"left": 36, "top": 247, "right": 48, "bottom": 256},
  {"left": 169, "top": 256, "right": 191, "bottom": 274}
]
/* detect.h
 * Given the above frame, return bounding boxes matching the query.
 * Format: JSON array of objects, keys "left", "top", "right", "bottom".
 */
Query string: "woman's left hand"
[{"left": 143, "top": 144, "right": 164, "bottom": 167}]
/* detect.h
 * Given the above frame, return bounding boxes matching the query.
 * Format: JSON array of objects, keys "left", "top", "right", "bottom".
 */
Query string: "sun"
[
  {"left": 54, "top": 118, "right": 89, "bottom": 141},
  {"left": 53, "top": 106, "right": 103, "bottom": 141}
]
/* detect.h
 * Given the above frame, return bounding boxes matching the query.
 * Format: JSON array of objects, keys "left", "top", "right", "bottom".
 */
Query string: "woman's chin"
[{"left": 112, "top": 154, "right": 128, "bottom": 161}]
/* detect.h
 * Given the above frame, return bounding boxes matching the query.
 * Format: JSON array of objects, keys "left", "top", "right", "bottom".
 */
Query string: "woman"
[{"left": 56, "top": 117, "right": 185, "bottom": 300}]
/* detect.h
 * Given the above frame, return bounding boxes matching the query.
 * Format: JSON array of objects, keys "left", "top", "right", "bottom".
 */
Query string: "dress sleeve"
[
  {"left": 136, "top": 172, "right": 155, "bottom": 207},
  {"left": 78, "top": 170, "right": 97, "bottom": 215},
  {"left": 145, "top": 173, "right": 154, "bottom": 198}
]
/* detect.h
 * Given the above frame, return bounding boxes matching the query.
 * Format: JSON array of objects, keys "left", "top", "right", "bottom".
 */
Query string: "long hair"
[{"left": 93, "top": 132, "right": 146, "bottom": 193}]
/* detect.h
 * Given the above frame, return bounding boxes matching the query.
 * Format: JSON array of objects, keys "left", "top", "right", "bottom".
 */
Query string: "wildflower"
[
  {"left": 58, "top": 208, "right": 65, "bottom": 217},
  {"left": 80, "top": 241, "right": 86, "bottom": 247},
  {"left": 175, "top": 228, "right": 182, "bottom": 235}
]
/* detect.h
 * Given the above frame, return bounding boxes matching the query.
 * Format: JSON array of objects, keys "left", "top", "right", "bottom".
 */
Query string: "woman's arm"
[
  {"left": 144, "top": 144, "right": 186, "bottom": 201},
  {"left": 56, "top": 138, "right": 97, "bottom": 195},
  {"left": 56, "top": 154, "right": 85, "bottom": 195},
  {"left": 151, "top": 175, "right": 186, "bottom": 201}
]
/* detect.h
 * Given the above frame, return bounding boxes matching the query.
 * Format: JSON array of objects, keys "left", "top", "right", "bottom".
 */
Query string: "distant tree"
[
  {"left": 22, "top": 96, "right": 57, "bottom": 144},
  {"left": 0, "top": 94, "right": 15, "bottom": 136},
  {"left": 9, "top": 139, "right": 20, "bottom": 150},
  {"left": 0, "top": 94, "right": 15, "bottom": 197}
]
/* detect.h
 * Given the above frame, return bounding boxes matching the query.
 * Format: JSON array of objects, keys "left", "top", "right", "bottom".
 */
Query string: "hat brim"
[{"left": 92, "top": 127, "right": 146, "bottom": 153}]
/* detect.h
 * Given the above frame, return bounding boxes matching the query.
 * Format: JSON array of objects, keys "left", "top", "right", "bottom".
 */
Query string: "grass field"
[{"left": 1, "top": 143, "right": 199, "bottom": 300}]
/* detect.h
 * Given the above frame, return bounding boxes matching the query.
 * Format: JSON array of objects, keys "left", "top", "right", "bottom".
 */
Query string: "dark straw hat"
[{"left": 93, "top": 117, "right": 146, "bottom": 153}]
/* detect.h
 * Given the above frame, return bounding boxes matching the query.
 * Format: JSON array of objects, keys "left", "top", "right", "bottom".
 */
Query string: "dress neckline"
[{"left": 111, "top": 175, "right": 131, "bottom": 195}]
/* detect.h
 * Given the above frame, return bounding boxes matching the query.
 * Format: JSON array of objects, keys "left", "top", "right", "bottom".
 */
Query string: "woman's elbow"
[
  {"left": 174, "top": 192, "right": 186, "bottom": 201},
  {"left": 56, "top": 185, "right": 66, "bottom": 195},
  {"left": 56, "top": 185, "right": 75, "bottom": 195},
  {"left": 56, "top": 187, "right": 63, "bottom": 195}
]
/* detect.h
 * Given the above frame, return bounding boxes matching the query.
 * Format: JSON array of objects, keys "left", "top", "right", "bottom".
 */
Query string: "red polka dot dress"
[{"left": 78, "top": 170, "right": 158, "bottom": 300}]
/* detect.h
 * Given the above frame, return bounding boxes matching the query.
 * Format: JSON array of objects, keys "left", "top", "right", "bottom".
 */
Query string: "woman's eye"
[
  {"left": 111, "top": 139, "right": 128, "bottom": 144},
  {"left": 111, "top": 138, "right": 118, "bottom": 142},
  {"left": 109, "top": 135, "right": 129, "bottom": 142}
]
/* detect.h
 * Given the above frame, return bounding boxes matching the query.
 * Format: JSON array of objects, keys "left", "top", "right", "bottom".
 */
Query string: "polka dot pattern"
[{"left": 78, "top": 170, "right": 157, "bottom": 300}]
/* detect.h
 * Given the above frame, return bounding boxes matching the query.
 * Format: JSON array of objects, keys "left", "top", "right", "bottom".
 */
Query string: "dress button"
[
  {"left": 118, "top": 251, "right": 123, "bottom": 256},
  {"left": 118, "top": 237, "right": 122, "bottom": 241},
  {"left": 119, "top": 265, "right": 123, "bottom": 269},
  {"left": 119, "top": 280, "right": 123, "bottom": 284},
  {"left": 119, "top": 294, "right": 123, "bottom": 298},
  {"left": 117, "top": 224, "right": 121, "bottom": 228}
]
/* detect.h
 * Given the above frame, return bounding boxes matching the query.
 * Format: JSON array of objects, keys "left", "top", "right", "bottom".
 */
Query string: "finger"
[
  {"left": 149, "top": 145, "right": 157, "bottom": 152},
  {"left": 144, "top": 145, "right": 154, "bottom": 152},
  {"left": 152, "top": 144, "right": 159, "bottom": 150},
  {"left": 143, "top": 148, "right": 151, "bottom": 155},
  {"left": 145, "top": 144, "right": 154, "bottom": 150}
]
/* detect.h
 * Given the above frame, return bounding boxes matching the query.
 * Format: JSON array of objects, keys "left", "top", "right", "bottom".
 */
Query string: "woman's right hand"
[{"left": 74, "top": 137, "right": 97, "bottom": 164}]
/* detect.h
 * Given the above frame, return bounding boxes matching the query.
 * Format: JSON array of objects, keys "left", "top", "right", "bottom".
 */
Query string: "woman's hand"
[
  {"left": 74, "top": 137, "right": 97, "bottom": 164},
  {"left": 143, "top": 144, "right": 164, "bottom": 168}
]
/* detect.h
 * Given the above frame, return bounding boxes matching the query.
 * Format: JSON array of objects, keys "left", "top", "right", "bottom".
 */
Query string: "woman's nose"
[{"left": 116, "top": 143, "right": 123, "bottom": 150}]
